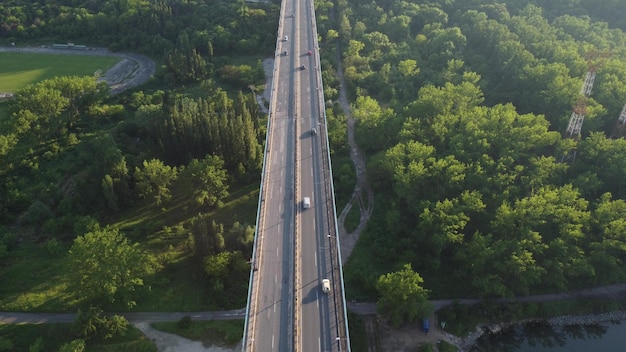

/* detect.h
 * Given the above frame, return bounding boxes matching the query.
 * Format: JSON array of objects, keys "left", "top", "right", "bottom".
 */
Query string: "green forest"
[
  {"left": 4, "top": 0, "right": 626, "bottom": 346},
  {"left": 0, "top": 0, "right": 277, "bottom": 349},
  {"left": 315, "top": 0, "right": 626, "bottom": 301}
]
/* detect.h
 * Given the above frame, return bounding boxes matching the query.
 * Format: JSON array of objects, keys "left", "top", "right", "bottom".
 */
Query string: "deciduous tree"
[
  {"left": 67, "top": 228, "right": 157, "bottom": 308},
  {"left": 376, "top": 264, "right": 433, "bottom": 327},
  {"left": 134, "top": 159, "right": 177, "bottom": 205}
]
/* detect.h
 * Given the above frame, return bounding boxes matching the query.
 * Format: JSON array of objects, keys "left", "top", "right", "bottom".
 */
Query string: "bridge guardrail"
[{"left": 241, "top": 0, "right": 287, "bottom": 348}]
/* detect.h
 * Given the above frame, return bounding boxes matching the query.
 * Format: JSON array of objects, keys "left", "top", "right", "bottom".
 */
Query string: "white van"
[
  {"left": 303, "top": 197, "right": 311, "bottom": 209},
  {"left": 321, "top": 279, "right": 330, "bottom": 293}
]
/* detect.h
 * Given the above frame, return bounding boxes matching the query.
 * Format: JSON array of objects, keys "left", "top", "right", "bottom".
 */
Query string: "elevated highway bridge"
[{"left": 241, "top": 0, "right": 351, "bottom": 350}]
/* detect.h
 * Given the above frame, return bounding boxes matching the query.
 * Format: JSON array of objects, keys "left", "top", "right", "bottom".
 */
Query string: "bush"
[
  {"left": 73, "top": 306, "right": 128, "bottom": 341},
  {"left": 438, "top": 340, "right": 459, "bottom": 352},
  {"left": 177, "top": 316, "right": 192, "bottom": 329},
  {"left": 417, "top": 342, "right": 435, "bottom": 352},
  {"left": 0, "top": 337, "right": 14, "bottom": 351}
]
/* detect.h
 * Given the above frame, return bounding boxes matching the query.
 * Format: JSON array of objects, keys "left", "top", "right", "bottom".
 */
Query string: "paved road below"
[
  {"left": 347, "top": 282, "right": 626, "bottom": 316},
  {"left": 0, "top": 309, "right": 245, "bottom": 324},
  {"left": 6, "top": 282, "right": 626, "bottom": 324}
]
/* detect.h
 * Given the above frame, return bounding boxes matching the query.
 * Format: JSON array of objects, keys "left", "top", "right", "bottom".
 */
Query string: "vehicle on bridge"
[
  {"left": 307, "top": 50, "right": 312, "bottom": 56},
  {"left": 300, "top": 65, "right": 306, "bottom": 70},
  {"left": 321, "top": 279, "right": 331, "bottom": 293},
  {"left": 303, "top": 197, "right": 311, "bottom": 209}
]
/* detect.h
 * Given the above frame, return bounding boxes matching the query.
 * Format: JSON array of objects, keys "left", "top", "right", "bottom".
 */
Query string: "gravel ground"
[{"left": 133, "top": 322, "right": 241, "bottom": 352}]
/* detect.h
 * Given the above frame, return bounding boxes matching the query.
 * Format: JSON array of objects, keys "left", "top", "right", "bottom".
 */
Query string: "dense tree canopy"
[
  {"left": 329, "top": 0, "right": 626, "bottom": 299},
  {"left": 0, "top": 0, "right": 279, "bottom": 57}
]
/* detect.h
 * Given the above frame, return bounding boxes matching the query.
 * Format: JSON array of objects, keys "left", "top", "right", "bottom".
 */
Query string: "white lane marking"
[
  {"left": 272, "top": 335, "right": 275, "bottom": 349},
  {"left": 279, "top": 203, "right": 282, "bottom": 212},
  {"left": 311, "top": 167, "right": 313, "bottom": 177},
  {"left": 277, "top": 247, "right": 279, "bottom": 257},
  {"left": 318, "top": 337, "right": 321, "bottom": 352},
  {"left": 275, "top": 274, "right": 278, "bottom": 283},
  {"left": 316, "top": 290, "right": 319, "bottom": 308},
  {"left": 314, "top": 251, "right": 317, "bottom": 267}
]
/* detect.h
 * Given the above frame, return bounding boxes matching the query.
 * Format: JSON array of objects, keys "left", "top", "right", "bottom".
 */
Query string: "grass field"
[
  {"left": 0, "top": 52, "right": 120, "bottom": 92},
  {"left": 0, "top": 181, "right": 260, "bottom": 313}
]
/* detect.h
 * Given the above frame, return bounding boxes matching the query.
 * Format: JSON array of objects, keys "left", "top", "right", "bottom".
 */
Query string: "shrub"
[{"left": 177, "top": 315, "right": 192, "bottom": 329}]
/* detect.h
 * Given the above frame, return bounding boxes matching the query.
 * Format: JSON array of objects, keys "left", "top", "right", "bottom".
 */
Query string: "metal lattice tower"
[
  {"left": 619, "top": 103, "right": 626, "bottom": 124},
  {"left": 564, "top": 50, "right": 611, "bottom": 139},
  {"left": 566, "top": 92, "right": 591, "bottom": 139},
  {"left": 611, "top": 102, "right": 626, "bottom": 138}
]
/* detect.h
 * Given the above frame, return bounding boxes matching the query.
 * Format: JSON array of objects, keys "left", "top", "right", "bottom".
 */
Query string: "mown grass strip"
[{"left": 0, "top": 52, "right": 119, "bottom": 92}]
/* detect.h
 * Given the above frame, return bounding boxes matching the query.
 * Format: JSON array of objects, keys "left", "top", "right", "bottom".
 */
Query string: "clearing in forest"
[{"left": 0, "top": 52, "right": 119, "bottom": 92}]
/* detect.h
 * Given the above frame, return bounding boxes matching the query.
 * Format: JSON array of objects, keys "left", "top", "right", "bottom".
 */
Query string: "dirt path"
[
  {"left": 333, "top": 48, "right": 375, "bottom": 265},
  {"left": 134, "top": 322, "right": 240, "bottom": 352},
  {"left": 0, "top": 46, "right": 155, "bottom": 94}
]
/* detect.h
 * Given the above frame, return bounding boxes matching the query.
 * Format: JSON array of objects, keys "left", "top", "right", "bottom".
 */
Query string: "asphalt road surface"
[
  {"left": 245, "top": 0, "right": 298, "bottom": 349},
  {"left": 295, "top": 0, "right": 336, "bottom": 350},
  {"left": 0, "top": 309, "right": 245, "bottom": 324}
]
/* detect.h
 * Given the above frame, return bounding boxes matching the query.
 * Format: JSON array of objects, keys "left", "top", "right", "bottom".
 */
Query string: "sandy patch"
[{"left": 133, "top": 322, "right": 241, "bottom": 352}]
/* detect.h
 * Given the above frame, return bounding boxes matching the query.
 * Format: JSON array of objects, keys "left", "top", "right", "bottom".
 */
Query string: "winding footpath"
[{"left": 333, "top": 41, "right": 375, "bottom": 265}]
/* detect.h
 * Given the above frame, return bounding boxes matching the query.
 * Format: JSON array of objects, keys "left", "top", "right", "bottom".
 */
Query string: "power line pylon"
[
  {"left": 562, "top": 49, "right": 611, "bottom": 161},
  {"left": 611, "top": 102, "right": 626, "bottom": 138}
]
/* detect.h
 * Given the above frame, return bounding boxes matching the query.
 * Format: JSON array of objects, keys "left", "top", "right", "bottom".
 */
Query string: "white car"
[
  {"left": 321, "top": 279, "right": 330, "bottom": 293},
  {"left": 283, "top": 35, "right": 288, "bottom": 41},
  {"left": 303, "top": 197, "right": 311, "bottom": 209}
]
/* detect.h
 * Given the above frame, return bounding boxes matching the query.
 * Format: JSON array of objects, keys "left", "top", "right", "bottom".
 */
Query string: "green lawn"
[{"left": 0, "top": 52, "right": 120, "bottom": 92}]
